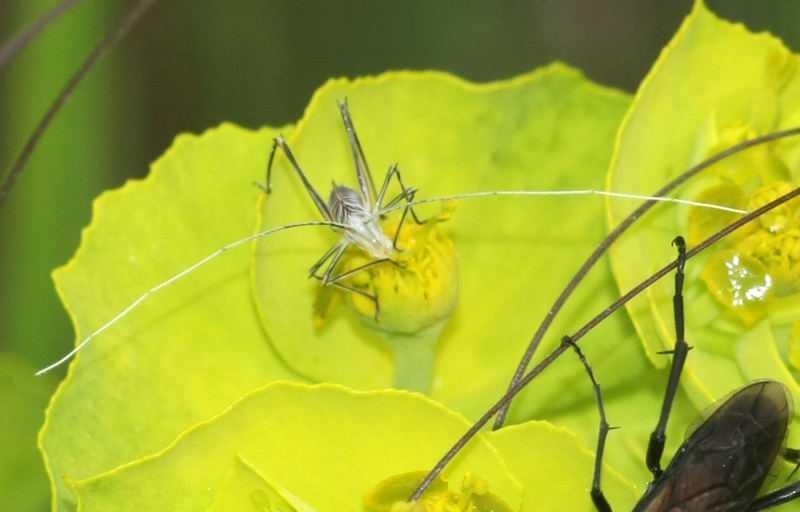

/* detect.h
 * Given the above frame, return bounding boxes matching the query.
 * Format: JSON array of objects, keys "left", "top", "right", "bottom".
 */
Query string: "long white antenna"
[
  {"left": 36, "top": 220, "right": 347, "bottom": 375},
  {"left": 375, "top": 189, "right": 746, "bottom": 219}
]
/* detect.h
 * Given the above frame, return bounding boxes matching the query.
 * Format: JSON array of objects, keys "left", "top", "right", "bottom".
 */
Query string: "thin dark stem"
[
  {"left": 0, "top": 0, "right": 85, "bottom": 72},
  {"left": 0, "top": 0, "right": 158, "bottom": 208},
  {"left": 492, "top": 126, "right": 800, "bottom": 429}
]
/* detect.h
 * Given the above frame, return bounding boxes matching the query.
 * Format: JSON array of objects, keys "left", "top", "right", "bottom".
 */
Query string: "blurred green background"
[{"left": 1, "top": 1, "right": 799, "bottom": 510}]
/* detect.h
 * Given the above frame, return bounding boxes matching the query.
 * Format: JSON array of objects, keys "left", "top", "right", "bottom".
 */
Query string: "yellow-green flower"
[{"left": 607, "top": 0, "right": 800, "bottom": 455}]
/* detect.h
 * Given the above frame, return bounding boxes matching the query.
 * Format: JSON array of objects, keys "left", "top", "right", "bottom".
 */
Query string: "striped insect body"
[{"left": 328, "top": 184, "right": 394, "bottom": 260}]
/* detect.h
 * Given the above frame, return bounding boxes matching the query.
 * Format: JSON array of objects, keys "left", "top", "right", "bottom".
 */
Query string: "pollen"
[
  {"left": 692, "top": 177, "right": 800, "bottom": 324},
  {"left": 684, "top": 119, "right": 800, "bottom": 325},
  {"left": 363, "top": 471, "right": 513, "bottom": 512}
]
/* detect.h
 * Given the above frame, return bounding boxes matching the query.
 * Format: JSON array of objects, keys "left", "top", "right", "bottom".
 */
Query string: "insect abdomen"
[
  {"left": 633, "top": 381, "right": 791, "bottom": 512},
  {"left": 328, "top": 185, "right": 369, "bottom": 223}
]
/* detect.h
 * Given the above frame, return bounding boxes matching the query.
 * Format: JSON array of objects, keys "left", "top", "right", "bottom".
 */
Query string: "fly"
[{"left": 586, "top": 238, "right": 800, "bottom": 512}]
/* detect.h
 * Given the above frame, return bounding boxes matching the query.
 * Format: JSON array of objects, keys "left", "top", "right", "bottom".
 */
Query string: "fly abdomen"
[{"left": 634, "top": 381, "right": 791, "bottom": 512}]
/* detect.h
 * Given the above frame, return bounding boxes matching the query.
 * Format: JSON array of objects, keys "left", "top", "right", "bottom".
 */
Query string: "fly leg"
[
  {"left": 562, "top": 335, "right": 614, "bottom": 512},
  {"left": 646, "top": 236, "right": 691, "bottom": 479},
  {"left": 747, "top": 449, "right": 800, "bottom": 511}
]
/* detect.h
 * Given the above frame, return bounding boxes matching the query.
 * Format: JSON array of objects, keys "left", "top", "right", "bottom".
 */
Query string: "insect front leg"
[
  {"left": 645, "top": 236, "right": 691, "bottom": 479},
  {"left": 562, "top": 335, "right": 614, "bottom": 512},
  {"left": 260, "top": 135, "right": 334, "bottom": 223},
  {"left": 374, "top": 163, "right": 426, "bottom": 252}
]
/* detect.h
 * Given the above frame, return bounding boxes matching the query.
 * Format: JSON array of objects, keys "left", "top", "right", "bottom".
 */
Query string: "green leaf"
[
  {"left": 42, "top": 123, "right": 305, "bottom": 511},
  {"left": 487, "top": 421, "right": 638, "bottom": 511},
  {"left": 68, "top": 383, "right": 524, "bottom": 512},
  {"left": 607, "top": 0, "right": 800, "bottom": 448}
]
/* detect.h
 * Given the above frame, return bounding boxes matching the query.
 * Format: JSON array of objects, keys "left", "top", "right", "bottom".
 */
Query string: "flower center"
[
  {"left": 363, "top": 471, "right": 513, "bottom": 512},
  {"left": 687, "top": 122, "right": 800, "bottom": 326},
  {"left": 342, "top": 201, "right": 459, "bottom": 336}
]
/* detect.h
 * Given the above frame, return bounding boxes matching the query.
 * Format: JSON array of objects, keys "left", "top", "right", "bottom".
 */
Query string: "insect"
[
  {"left": 584, "top": 238, "right": 800, "bottom": 512},
  {"left": 258, "top": 99, "right": 424, "bottom": 314}
]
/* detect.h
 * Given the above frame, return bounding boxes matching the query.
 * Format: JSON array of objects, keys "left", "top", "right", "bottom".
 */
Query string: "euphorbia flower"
[{"left": 608, "top": 0, "right": 800, "bottom": 450}]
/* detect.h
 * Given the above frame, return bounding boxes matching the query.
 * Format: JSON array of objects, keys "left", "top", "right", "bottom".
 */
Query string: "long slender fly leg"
[
  {"left": 750, "top": 482, "right": 800, "bottom": 512},
  {"left": 562, "top": 335, "right": 614, "bottom": 512},
  {"left": 646, "top": 236, "right": 691, "bottom": 479},
  {"left": 603, "top": 236, "right": 800, "bottom": 511}
]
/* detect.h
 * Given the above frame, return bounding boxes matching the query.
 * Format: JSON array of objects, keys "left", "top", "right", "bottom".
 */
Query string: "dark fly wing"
[{"left": 633, "top": 381, "right": 791, "bottom": 512}]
